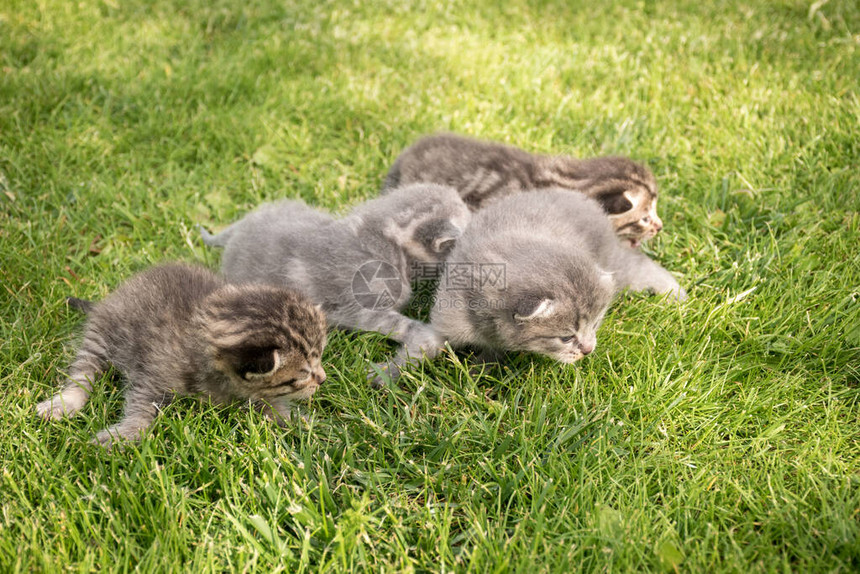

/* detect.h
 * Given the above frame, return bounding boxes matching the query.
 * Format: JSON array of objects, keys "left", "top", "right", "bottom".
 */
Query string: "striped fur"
[
  {"left": 36, "top": 263, "right": 327, "bottom": 448},
  {"left": 382, "top": 133, "right": 663, "bottom": 247}
]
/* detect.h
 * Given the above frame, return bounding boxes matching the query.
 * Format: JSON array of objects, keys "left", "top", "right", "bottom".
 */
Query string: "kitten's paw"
[
  {"left": 92, "top": 429, "right": 123, "bottom": 450},
  {"left": 36, "top": 399, "right": 68, "bottom": 420},
  {"left": 266, "top": 407, "right": 306, "bottom": 427},
  {"left": 92, "top": 424, "right": 145, "bottom": 449},
  {"left": 35, "top": 390, "right": 87, "bottom": 420},
  {"left": 368, "top": 361, "right": 402, "bottom": 389},
  {"left": 256, "top": 399, "right": 303, "bottom": 426},
  {"left": 404, "top": 329, "right": 445, "bottom": 358},
  {"left": 466, "top": 350, "right": 504, "bottom": 378},
  {"left": 651, "top": 277, "right": 686, "bottom": 302},
  {"left": 663, "top": 283, "right": 687, "bottom": 301}
]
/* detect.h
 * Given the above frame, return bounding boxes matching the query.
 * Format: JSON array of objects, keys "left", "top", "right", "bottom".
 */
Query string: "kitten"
[
  {"left": 200, "top": 183, "right": 471, "bottom": 370},
  {"left": 378, "top": 190, "right": 685, "bottom": 381},
  {"left": 383, "top": 133, "right": 662, "bottom": 247},
  {"left": 36, "top": 263, "right": 327, "bottom": 448}
]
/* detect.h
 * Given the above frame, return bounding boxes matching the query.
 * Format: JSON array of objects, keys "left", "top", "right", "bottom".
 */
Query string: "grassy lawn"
[{"left": 1, "top": 0, "right": 858, "bottom": 571}]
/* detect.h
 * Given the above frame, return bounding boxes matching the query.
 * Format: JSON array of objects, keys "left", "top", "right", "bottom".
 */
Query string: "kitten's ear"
[
  {"left": 233, "top": 347, "right": 280, "bottom": 379},
  {"left": 513, "top": 295, "right": 556, "bottom": 322},
  {"left": 599, "top": 190, "right": 635, "bottom": 215},
  {"left": 430, "top": 221, "right": 462, "bottom": 254}
]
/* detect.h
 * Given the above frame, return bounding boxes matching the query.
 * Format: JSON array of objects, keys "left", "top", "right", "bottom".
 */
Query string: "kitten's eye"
[
  {"left": 640, "top": 216, "right": 651, "bottom": 223},
  {"left": 559, "top": 335, "right": 577, "bottom": 344}
]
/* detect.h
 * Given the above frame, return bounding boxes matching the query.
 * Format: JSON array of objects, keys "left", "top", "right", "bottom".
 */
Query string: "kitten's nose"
[
  {"left": 314, "top": 367, "right": 327, "bottom": 385},
  {"left": 579, "top": 341, "right": 595, "bottom": 356},
  {"left": 653, "top": 216, "right": 663, "bottom": 232}
]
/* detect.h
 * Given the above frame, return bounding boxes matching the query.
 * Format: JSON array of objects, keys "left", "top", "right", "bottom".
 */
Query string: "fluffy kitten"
[
  {"left": 383, "top": 133, "right": 662, "bottom": 247},
  {"left": 378, "top": 190, "right": 685, "bottom": 381},
  {"left": 200, "top": 183, "right": 471, "bottom": 369},
  {"left": 36, "top": 263, "right": 327, "bottom": 448}
]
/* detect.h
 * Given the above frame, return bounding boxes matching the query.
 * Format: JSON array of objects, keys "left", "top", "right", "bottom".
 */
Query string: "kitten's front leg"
[
  {"left": 37, "top": 340, "right": 109, "bottom": 420},
  {"left": 92, "top": 389, "right": 169, "bottom": 449}
]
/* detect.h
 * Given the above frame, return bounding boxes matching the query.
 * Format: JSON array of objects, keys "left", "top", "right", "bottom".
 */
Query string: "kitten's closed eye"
[
  {"left": 273, "top": 365, "right": 326, "bottom": 394},
  {"left": 559, "top": 335, "right": 576, "bottom": 344}
]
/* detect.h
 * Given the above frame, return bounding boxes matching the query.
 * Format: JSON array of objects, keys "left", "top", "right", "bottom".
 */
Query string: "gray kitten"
[
  {"left": 378, "top": 190, "right": 685, "bottom": 381},
  {"left": 200, "top": 183, "right": 471, "bottom": 368},
  {"left": 36, "top": 263, "right": 327, "bottom": 448},
  {"left": 383, "top": 133, "right": 662, "bottom": 247}
]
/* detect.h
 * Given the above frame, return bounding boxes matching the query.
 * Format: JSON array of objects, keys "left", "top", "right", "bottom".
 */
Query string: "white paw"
[
  {"left": 35, "top": 390, "right": 86, "bottom": 420},
  {"left": 36, "top": 399, "right": 68, "bottom": 420}
]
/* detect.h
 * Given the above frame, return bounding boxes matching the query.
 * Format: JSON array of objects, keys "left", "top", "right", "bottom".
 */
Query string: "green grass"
[{"left": 2, "top": 0, "right": 858, "bottom": 571}]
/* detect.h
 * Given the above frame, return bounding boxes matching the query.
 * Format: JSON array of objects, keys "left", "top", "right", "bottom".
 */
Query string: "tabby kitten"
[
  {"left": 200, "top": 183, "right": 471, "bottom": 367},
  {"left": 383, "top": 133, "right": 662, "bottom": 247},
  {"left": 36, "top": 263, "right": 327, "bottom": 448},
  {"left": 377, "top": 190, "right": 685, "bottom": 381}
]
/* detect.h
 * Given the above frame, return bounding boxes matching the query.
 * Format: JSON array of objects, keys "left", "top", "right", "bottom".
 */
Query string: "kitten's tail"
[
  {"left": 198, "top": 224, "right": 231, "bottom": 248},
  {"left": 67, "top": 297, "right": 95, "bottom": 313}
]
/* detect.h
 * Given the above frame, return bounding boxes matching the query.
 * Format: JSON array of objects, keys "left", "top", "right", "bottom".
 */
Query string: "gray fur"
[
  {"left": 201, "top": 183, "right": 471, "bottom": 371},
  {"left": 383, "top": 133, "right": 664, "bottom": 247},
  {"left": 67, "top": 297, "right": 94, "bottom": 313},
  {"left": 379, "top": 190, "right": 686, "bottom": 381},
  {"left": 36, "top": 263, "right": 327, "bottom": 448}
]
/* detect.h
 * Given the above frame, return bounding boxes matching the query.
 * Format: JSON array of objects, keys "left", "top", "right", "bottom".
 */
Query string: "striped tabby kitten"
[
  {"left": 36, "top": 263, "right": 327, "bottom": 448},
  {"left": 383, "top": 133, "right": 662, "bottom": 247},
  {"left": 200, "top": 183, "right": 471, "bottom": 369},
  {"left": 378, "top": 190, "right": 685, "bottom": 381}
]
